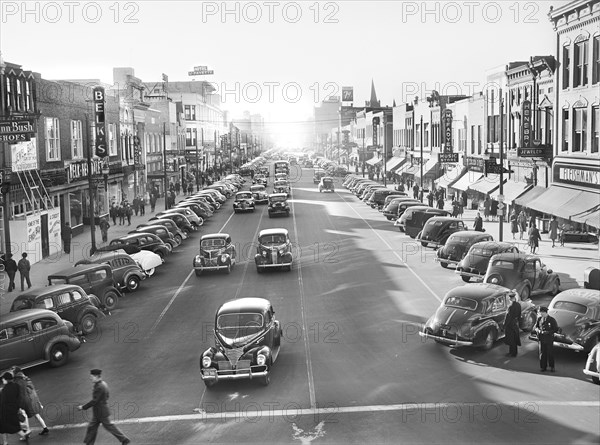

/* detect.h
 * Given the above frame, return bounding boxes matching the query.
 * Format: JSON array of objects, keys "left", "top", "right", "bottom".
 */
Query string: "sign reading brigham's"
[{"left": 553, "top": 159, "right": 600, "bottom": 190}]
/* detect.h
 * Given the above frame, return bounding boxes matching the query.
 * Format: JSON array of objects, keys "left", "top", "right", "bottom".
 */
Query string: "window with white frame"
[
  {"left": 562, "top": 45, "right": 570, "bottom": 89},
  {"left": 562, "top": 109, "right": 569, "bottom": 152},
  {"left": 592, "top": 106, "right": 599, "bottom": 153},
  {"left": 70, "top": 120, "right": 83, "bottom": 158},
  {"left": 593, "top": 35, "right": 600, "bottom": 84},
  {"left": 5, "top": 77, "right": 12, "bottom": 110},
  {"left": 572, "top": 107, "right": 587, "bottom": 152},
  {"left": 45, "top": 117, "right": 61, "bottom": 161},
  {"left": 574, "top": 40, "right": 589, "bottom": 87},
  {"left": 25, "top": 81, "right": 32, "bottom": 111},
  {"left": 108, "top": 123, "right": 117, "bottom": 156},
  {"left": 16, "top": 78, "right": 23, "bottom": 111}
]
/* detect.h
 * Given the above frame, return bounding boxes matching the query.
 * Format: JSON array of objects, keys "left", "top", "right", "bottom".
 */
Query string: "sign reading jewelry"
[{"left": 93, "top": 86, "right": 108, "bottom": 158}]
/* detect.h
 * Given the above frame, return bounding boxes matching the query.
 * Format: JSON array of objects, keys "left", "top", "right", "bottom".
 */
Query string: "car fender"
[
  {"left": 44, "top": 335, "right": 80, "bottom": 358},
  {"left": 105, "top": 286, "right": 124, "bottom": 299},
  {"left": 125, "top": 269, "right": 146, "bottom": 282},
  {"left": 471, "top": 318, "right": 500, "bottom": 340}
]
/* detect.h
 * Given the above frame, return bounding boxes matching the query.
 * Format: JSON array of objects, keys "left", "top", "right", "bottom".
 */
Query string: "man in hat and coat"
[
  {"left": 11, "top": 367, "right": 49, "bottom": 436},
  {"left": 78, "top": 369, "right": 130, "bottom": 445},
  {"left": 503, "top": 290, "right": 522, "bottom": 357},
  {"left": 534, "top": 307, "right": 559, "bottom": 372},
  {"left": 0, "top": 372, "right": 29, "bottom": 443}
]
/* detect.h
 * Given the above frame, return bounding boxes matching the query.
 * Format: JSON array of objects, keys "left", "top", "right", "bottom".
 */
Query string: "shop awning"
[
  {"left": 490, "top": 181, "right": 532, "bottom": 203},
  {"left": 468, "top": 174, "right": 503, "bottom": 195},
  {"left": 436, "top": 167, "right": 467, "bottom": 189},
  {"left": 414, "top": 159, "right": 439, "bottom": 180},
  {"left": 514, "top": 186, "right": 547, "bottom": 207},
  {"left": 386, "top": 156, "right": 406, "bottom": 172},
  {"left": 450, "top": 171, "right": 484, "bottom": 192},
  {"left": 366, "top": 156, "right": 382, "bottom": 166},
  {"left": 402, "top": 164, "right": 420, "bottom": 176},
  {"left": 525, "top": 186, "right": 600, "bottom": 228}
]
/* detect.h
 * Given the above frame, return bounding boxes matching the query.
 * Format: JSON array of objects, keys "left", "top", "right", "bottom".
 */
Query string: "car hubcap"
[{"left": 54, "top": 350, "right": 64, "bottom": 360}]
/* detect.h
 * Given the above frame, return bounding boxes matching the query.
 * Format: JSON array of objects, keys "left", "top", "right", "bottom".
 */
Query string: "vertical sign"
[
  {"left": 521, "top": 100, "right": 531, "bottom": 149},
  {"left": 93, "top": 86, "right": 107, "bottom": 158},
  {"left": 443, "top": 109, "right": 453, "bottom": 153},
  {"left": 372, "top": 117, "right": 379, "bottom": 147}
]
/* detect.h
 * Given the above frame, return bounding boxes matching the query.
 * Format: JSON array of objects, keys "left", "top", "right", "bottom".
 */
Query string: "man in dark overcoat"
[
  {"left": 504, "top": 291, "right": 522, "bottom": 357},
  {"left": 534, "top": 307, "right": 559, "bottom": 372}
]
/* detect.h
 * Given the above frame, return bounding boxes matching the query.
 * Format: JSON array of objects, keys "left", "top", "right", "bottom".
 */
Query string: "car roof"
[
  {"left": 201, "top": 233, "right": 230, "bottom": 241},
  {"left": 427, "top": 216, "right": 461, "bottom": 223},
  {"left": 551, "top": 288, "right": 600, "bottom": 306},
  {"left": 0, "top": 309, "right": 61, "bottom": 325},
  {"left": 218, "top": 297, "right": 271, "bottom": 315},
  {"left": 86, "top": 251, "right": 133, "bottom": 261},
  {"left": 135, "top": 224, "right": 168, "bottom": 231},
  {"left": 471, "top": 241, "right": 514, "bottom": 249},
  {"left": 116, "top": 233, "right": 157, "bottom": 241},
  {"left": 17, "top": 284, "right": 86, "bottom": 298},
  {"left": 448, "top": 231, "right": 487, "bottom": 240},
  {"left": 269, "top": 193, "right": 288, "bottom": 198},
  {"left": 445, "top": 283, "right": 509, "bottom": 300},
  {"left": 48, "top": 263, "right": 109, "bottom": 278},
  {"left": 491, "top": 252, "right": 538, "bottom": 261},
  {"left": 259, "top": 228, "right": 289, "bottom": 237}
]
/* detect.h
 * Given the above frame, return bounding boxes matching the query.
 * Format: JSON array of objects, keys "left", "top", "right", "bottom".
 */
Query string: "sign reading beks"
[{"left": 93, "top": 86, "right": 107, "bottom": 158}]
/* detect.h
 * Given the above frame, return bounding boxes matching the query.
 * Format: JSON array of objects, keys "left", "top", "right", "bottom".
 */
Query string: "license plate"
[{"left": 204, "top": 369, "right": 217, "bottom": 377}]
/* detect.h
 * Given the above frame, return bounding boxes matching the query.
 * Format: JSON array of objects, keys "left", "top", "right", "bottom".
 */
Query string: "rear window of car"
[
  {"left": 12, "top": 298, "right": 35, "bottom": 311},
  {"left": 551, "top": 301, "right": 588, "bottom": 314},
  {"left": 491, "top": 260, "right": 515, "bottom": 269},
  {"left": 444, "top": 296, "right": 478, "bottom": 311},
  {"left": 269, "top": 196, "right": 287, "bottom": 203},
  {"left": 470, "top": 247, "right": 496, "bottom": 256},
  {"left": 449, "top": 235, "right": 471, "bottom": 243}
]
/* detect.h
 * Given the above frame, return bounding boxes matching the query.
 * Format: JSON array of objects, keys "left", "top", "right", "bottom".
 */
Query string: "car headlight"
[
  {"left": 202, "top": 356, "right": 212, "bottom": 368},
  {"left": 257, "top": 354, "right": 266, "bottom": 366},
  {"left": 194, "top": 255, "right": 201, "bottom": 264},
  {"left": 220, "top": 254, "right": 228, "bottom": 262},
  {"left": 262, "top": 250, "right": 267, "bottom": 256}
]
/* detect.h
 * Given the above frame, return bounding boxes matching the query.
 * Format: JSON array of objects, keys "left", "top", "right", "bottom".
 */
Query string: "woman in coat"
[
  {"left": 528, "top": 222, "right": 542, "bottom": 254},
  {"left": 517, "top": 210, "right": 528, "bottom": 240},
  {"left": 0, "top": 372, "right": 28, "bottom": 444},
  {"left": 12, "top": 367, "right": 48, "bottom": 436},
  {"left": 509, "top": 210, "right": 519, "bottom": 239},
  {"left": 549, "top": 215, "right": 559, "bottom": 248}
]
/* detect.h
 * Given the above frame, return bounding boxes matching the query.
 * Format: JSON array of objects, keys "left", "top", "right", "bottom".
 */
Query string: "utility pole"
[
  {"left": 85, "top": 114, "right": 97, "bottom": 255},
  {"left": 198, "top": 128, "right": 203, "bottom": 191},
  {"left": 195, "top": 128, "right": 199, "bottom": 192},
  {"left": 383, "top": 113, "right": 387, "bottom": 187},
  {"left": 420, "top": 114, "right": 424, "bottom": 203},
  {"left": 498, "top": 89, "right": 505, "bottom": 242},
  {"left": 163, "top": 122, "right": 168, "bottom": 210}
]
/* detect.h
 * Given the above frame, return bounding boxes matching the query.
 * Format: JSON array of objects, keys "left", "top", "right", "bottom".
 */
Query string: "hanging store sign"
[
  {"left": 443, "top": 109, "right": 453, "bottom": 152},
  {"left": 67, "top": 158, "right": 105, "bottom": 182},
  {"left": 520, "top": 100, "right": 532, "bottom": 149},
  {"left": 93, "top": 86, "right": 108, "bottom": 158},
  {"left": 465, "top": 156, "right": 485, "bottom": 172},
  {"left": 0, "top": 119, "right": 35, "bottom": 142},
  {"left": 11, "top": 137, "right": 39, "bottom": 172},
  {"left": 438, "top": 152, "right": 459, "bottom": 163}
]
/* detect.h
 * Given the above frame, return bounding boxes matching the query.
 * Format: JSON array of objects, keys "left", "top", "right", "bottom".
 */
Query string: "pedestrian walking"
[
  {"left": 412, "top": 183, "right": 419, "bottom": 200},
  {"left": 77, "top": 369, "right": 130, "bottom": 445},
  {"left": 17, "top": 253, "right": 31, "bottom": 292},
  {"left": 11, "top": 367, "right": 49, "bottom": 437},
  {"left": 490, "top": 199, "right": 498, "bottom": 222},
  {"left": 528, "top": 222, "right": 541, "bottom": 254},
  {"left": 534, "top": 307, "right": 559, "bottom": 372},
  {"left": 139, "top": 196, "right": 146, "bottom": 216},
  {"left": 0, "top": 372, "right": 29, "bottom": 444},
  {"left": 125, "top": 205, "right": 133, "bottom": 226},
  {"left": 427, "top": 190, "right": 434, "bottom": 208},
  {"left": 175, "top": 181, "right": 180, "bottom": 195},
  {"left": 451, "top": 198, "right": 459, "bottom": 218},
  {"left": 436, "top": 195, "right": 444, "bottom": 210},
  {"left": 517, "top": 210, "right": 527, "bottom": 240},
  {"left": 559, "top": 223, "right": 567, "bottom": 246},
  {"left": 549, "top": 215, "right": 559, "bottom": 247},
  {"left": 461, "top": 191, "right": 468, "bottom": 209},
  {"left": 118, "top": 205, "right": 125, "bottom": 225},
  {"left": 99, "top": 217, "right": 110, "bottom": 243},
  {"left": 61, "top": 222, "right": 72, "bottom": 254},
  {"left": 483, "top": 196, "right": 491, "bottom": 221},
  {"left": 503, "top": 291, "right": 521, "bottom": 357},
  {"left": 150, "top": 193, "right": 157, "bottom": 212},
  {"left": 4, "top": 253, "right": 17, "bottom": 292},
  {"left": 473, "top": 212, "right": 484, "bottom": 232},
  {"left": 509, "top": 210, "right": 518, "bottom": 239},
  {"left": 132, "top": 197, "right": 140, "bottom": 216},
  {"left": 109, "top": 204, "right": 118, "bottom": 226}
]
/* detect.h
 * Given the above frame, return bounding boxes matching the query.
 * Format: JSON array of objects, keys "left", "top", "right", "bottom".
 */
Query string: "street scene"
[{"left": 0, "top": 1, "right": 599, "bottom": 445}]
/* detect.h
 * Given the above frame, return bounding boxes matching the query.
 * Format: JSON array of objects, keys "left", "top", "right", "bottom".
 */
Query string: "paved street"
[{"left": 3, "top": 167, "right": 598, "bottom": 445}]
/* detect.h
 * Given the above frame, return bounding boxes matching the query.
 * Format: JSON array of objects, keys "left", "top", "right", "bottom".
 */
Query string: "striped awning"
[
  {"left": 366, "top": 156, "right": 382, "bottom": 166},
  {"left": 490, "top": 181, "right": 532, "bottom": 203},
  {"left": 468, "top": 174, "right": 503, "bottom": 195},
  {"left": 450, "top": 171, "right": 484, "bottom": 192},
  {"left": 386, "top": 157, "right": 406, "bottom": 172},
  {"left": 436, "top": 167, "right": 467, "bottom": 189}
]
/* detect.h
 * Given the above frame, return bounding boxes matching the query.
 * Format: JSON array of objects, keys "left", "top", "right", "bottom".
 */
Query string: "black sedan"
[
  {"left": 456, "top": 241, "right": 520, "bottom": 283},
  {"left": 435, "top": 231, "right": 494, "bottom": 269}
]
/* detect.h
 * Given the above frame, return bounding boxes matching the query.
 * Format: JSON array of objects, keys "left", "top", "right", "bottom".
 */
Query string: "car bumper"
[
  {"left": 455, "top": 269, "right": 484, "bottom": 280},
  {"left": 583, "top": 368, "right": 600, "bottom": 378},
  {"left": 201, "top": 367, "right": 268, "bottom": 381},
  {"left": 419, "top": 331, "right": 474, "bottom": 346},
  {"left": 435, "top": 258, "right": 460, "bottom": 266},
  {"left": 420, "top": 240, "right": 442, "bottom": 248},
  {"left": 194, "top": 264, "right": 229, "bottom": 271},
  {"left": 553, "top": 341, "right": 585, "bottom": 351},
  {"left": 258, "top": 261, "right": 292, "bottom": 268}
]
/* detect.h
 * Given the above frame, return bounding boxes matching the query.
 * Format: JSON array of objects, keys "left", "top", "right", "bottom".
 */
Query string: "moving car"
[
  {"left": 456, "top": 241, "right": 520, "bottom": 283},
  {"left": 193, "top": 233, "right": 237, "bottom": 276},
  {"left": 484, "top": 252, "right": 561, "bottom": 300},
  {"left": 529, "top": 288, "right": 600, "bottom": 353},
  {"left": 314, "top": 170, "right": 327, "bottom": 184},
  {"left": 418, "top": 217, "right": 468, "bottom": 248},
  {"left": 273, "top": 180, "right": 291, "bottom": 196},
  {"left": 268, "top": 193, "right": 290, "bottom": 218},
  {"left": 0, "top": 309, "right": 81, "bottom": 370},
  {"left": 420, "top": 283, "right": 537, "bottom": 350},
  {"left": 255, "top": 228, "right": 293, "bottom": 272},
  {"left": 199, "top": 297, "right": 282, "bottom": 387},
  {"left": 250, "top": 184, "right": 269, "bottom": 204},
  {"left": 253, "top": 174, "right": 268, "bottom": 186},
  {"left": 11, "top": 284, "right": 106, "bottom": 335},
  {"left": 435, "top": 231, "right": 494, "bottom": 269},
  {"left": 318, "top": 177, "right": 335, "bottom": 193},
  {"left": 233, "top": 191, "right": 256, "bottom": 213}
]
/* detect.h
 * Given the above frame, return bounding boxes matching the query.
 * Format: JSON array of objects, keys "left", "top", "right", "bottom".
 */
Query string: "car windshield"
[
  {"left": 259, "top": 234, "right": 287, "bottom": 245},
  {"left": 444, "top": 296, "right": 478, "bottom": 311},
  {"left": 551, "top": 301, "right": 588, "bottom": 314},
  {"left": 217, "top": 313, "right": 264, "bottom": 337},
  {"left": 269, "top": 196, "right": 287, "bottom": 203},
  {"left": 274, "top": 181, "right": 287, "bottom": 186},
  {"left": 201, "top": 238, "right": 226, "bottom": 249},
  {"left": 236, "top": 193, "right": 252, "bottom": 200}
]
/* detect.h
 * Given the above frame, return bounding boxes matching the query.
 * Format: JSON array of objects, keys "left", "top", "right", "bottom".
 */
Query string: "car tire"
[
  {"left": 256, "top": 266, "right": 263, "bottom": 273},
  {"left": 49, "top": 343, "right": 69, "bottom": 367},
  {"left": 175, "top": 234, "right": 183, "bottom": 244},
  {"left": 165, "top": 243, "right": 173, "bottom": 253},
  {"left": 520, "top": 285, "right": 530, "bottom": 301},
  {"left": 226, "top": 263, "right": 231, "bottom": 274},
  {"left": 461, "top": 275, "right": 471, "bottom": 283},
  {"left": 80, "top": 313, "right": 97, "bottom": 335},
  {"left": 440, "top": 262, "right": 448, "bottom": 269},
  {"left": 521, "top": 312, "right": 537, "bottom": 332},
  {"left": 197, "top": 217, "right": 204, "bottom": 227},
  {"left": 102, "top": 291, "right": 119, "bottom": 311},
  {"left": 127, "top": 276, "right": 140, "bottom": 292},
  {"left": 156, "top": 251, "right": 165, "bottom": 261},
  {"left": 480, "top": 329, "right": 497, "bottom": 351},
  {"left": 145, "top": 268, "right": 156, "bottom": 277},
  {"left": 204, "top": 379, "right": 216, "bottom": 389}
]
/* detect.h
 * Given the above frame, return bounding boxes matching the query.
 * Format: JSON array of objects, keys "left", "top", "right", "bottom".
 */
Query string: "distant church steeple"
[{"left": 366, "top": 79, "right": 380, "bottom": 107}]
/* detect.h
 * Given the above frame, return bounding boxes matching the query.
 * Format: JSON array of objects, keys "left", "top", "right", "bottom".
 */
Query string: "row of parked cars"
[
  {"left": 0, "top": 174, "right": 248, "bottom": 374},
  {"left": 342, "top": 173, "right": 600, "bottom": 384}
]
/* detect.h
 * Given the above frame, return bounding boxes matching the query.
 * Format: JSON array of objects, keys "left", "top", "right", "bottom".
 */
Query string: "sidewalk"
[{"left": 0, "top": 195, "right": 180, "bottom": 315}]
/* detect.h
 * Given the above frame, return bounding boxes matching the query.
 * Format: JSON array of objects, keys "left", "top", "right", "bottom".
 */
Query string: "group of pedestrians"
[
  {"left": 0, "top": 252, "right": 31, "bottom": 293},
  {"left": 109, "top": 201, "right": 134, "bottom": 227},
  {"left": 0, "top": 368, "right": 130, "bottom": 445},
  {"left": 508, "top": 210, "right": 564, "bottom": 253}
]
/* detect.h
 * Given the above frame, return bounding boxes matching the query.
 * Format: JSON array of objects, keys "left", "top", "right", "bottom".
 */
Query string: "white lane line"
[
  {"left": 145, "top": 206, "right": 237, "bottom": 340},
  {"left": 233, "top": 205, "right": 266, "bottom": 300},
  {"left": 291, "top": 190, "right": 317, "bottom": 410},
  {"left": 339, "top": 190, "right": 442, "bottom": 303},
  {"left": 48, "top": 400, "right": 600, "bottom": 429}
]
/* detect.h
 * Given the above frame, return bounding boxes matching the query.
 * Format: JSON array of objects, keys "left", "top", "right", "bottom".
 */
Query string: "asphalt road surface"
[{"left": 23, "top": 165, "right": 600, "bottom": 444}]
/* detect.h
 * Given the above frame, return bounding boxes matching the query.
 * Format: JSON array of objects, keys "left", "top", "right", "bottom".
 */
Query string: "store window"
[
  {"left": 592, "top": 106, "right": 599, "bottom": 153},
  {"left": 69, "top": 191, "right": 83, "bottom": 227},
  {"left": 71, "top": 120, "right": 83, "bottom": 159}
]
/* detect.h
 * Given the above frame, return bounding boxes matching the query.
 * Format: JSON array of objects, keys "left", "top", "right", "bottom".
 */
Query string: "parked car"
[
  {"left": 193, "top": 233, "right": 237, "bottom": 276},
  {"left": 128, "top": 249, "right": 163, "bottom": 277},
  {"left": 259, "top": 166, "right": 270, "bottom": 177},
  {"left": 318, "top": 177, "right": 335, "bottom": 193},
  {"left": 418, "top": 217, "right": 468, "bottom": 248},
  {"left": 176, "top": 201, "right": 213, "bottom": 220},
  {"left": 109, "top": 233, "right": 170, "bottom": 259},
  {"left": 47, "top": 264, "right": 122, "bottom": 311},
  {"left": 382, "top": 198, "right": 420, "bottom": 220},
  {"left": 75, "top": 251, "right": 146, "bottom": 292},
  {"left": 367, "top": 189, "right": 407, "bottom": 210},
  {"left": 484, "top": 252, "right": 561, "bottom": 300},
  {"left": 456, "top": 241, "right": 520, "bottom": 283},
  {"left": 397, "top": 206, "right": 450, "bottom": 237},
  {"left": 11, "top": 284, "right": 105, "bottom": 335},
  {"left": 528, "top": 288, "right": 600, "bottom": 353},
  {"left": 233, "top": 191, "right": 256, "bottom": 213},
  {"left": 0, "top": 309, "right": 81, "bottom": 371},
  {"left": 304, "top": 160, "right": 313, "bottom": 168},
  {"left": 435, "top": 231, "right": 494, "bottom": 269},
  {"left": 584, "top": 343, "right": 600, "bottom": 384},
  {"left": 255, "top": 228, "right": 293, "bottom": 272},
  {"left": 129, "top": 224, "right": 177, "bottom": 251},
  {"left": 199, "top": 297, "right": 282, "bottom": 388},
  {"left": 150, "top": 213, "right": 195, "bottom": 234},
  {"left": 268, "top": 193, "right": 291, "bottom": 218},
  {"left": 273, "top": 180, "right": 291, "bottom": 196},
  {"left": 420, "top": 283, "right": 537, "bottom": 350},
  {"left": 250, "top": 184, "right": 269, "bottom": 204},
  {"left": 138, "top": 220, "right": 186, "bottom": 245},
  {"left": 159, "top": 207, "right": 203, "bottom": 228}
]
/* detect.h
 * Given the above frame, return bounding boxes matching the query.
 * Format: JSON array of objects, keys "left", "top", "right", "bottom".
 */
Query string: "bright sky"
[{"left": 1, "top": 0, "right": 567, "bottom": 147}]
